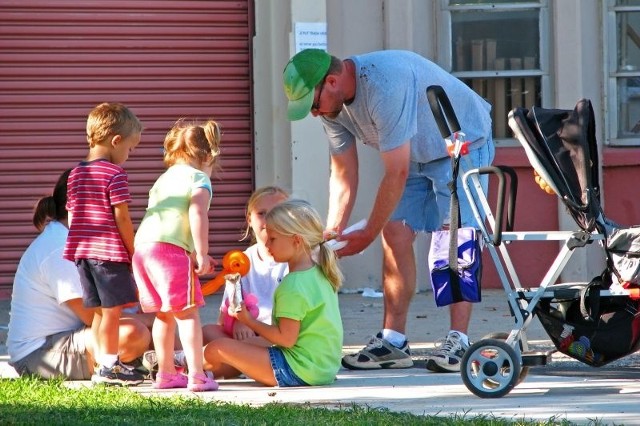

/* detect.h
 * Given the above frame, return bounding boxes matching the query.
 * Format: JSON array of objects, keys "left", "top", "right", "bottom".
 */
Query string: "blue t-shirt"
[{"left": 322, "top": 50, "right": 492, "bottom": 164}]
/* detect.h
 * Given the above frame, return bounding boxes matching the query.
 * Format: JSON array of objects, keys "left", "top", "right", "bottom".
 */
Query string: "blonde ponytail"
[{"left": 266, "top": 199, "right": 343, "bottom": 291}]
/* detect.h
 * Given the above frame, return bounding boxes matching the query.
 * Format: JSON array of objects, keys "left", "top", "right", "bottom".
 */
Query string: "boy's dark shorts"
[{"left": 76, "top": 259, "right": 139, "bottom": 308}]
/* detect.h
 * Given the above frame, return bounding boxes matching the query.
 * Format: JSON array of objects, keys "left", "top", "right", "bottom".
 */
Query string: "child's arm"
[
  {"left": 234, "top": 305, "right": 300, "bottom": 348},
  {"left": 113, "top": 202, "right": 135, "bottom": 257},
  {"left": 189, "top": 187, "right": 214, "bottom": 275},
  {"left": 65, "top": 298, "right": 95, "bottom": 326}
]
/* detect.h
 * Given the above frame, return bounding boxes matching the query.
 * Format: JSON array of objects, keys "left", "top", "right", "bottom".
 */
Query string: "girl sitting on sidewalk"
[
  {"left": 201, "top": 185, "right": 289, "bottom": 379},
  {"left": 203, "top": 199, "right": 343, "bottom": 386}
]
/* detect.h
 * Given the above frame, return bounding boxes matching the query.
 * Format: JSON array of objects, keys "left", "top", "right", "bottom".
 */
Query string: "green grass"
[{"left": 0, "top": 377, "right": 582, "bottom": 425}]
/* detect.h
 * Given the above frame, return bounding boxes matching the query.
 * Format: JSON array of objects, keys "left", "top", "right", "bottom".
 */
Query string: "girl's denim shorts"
[{"left": 268, "top": 346, "right": 308, "bottom": 387}]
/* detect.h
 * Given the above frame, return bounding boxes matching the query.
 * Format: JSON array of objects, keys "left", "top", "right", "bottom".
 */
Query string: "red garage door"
[{"left": 0, "top": 0, "right": 254, "bottom": 291}]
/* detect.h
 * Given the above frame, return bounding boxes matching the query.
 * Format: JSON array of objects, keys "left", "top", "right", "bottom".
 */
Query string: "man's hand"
[
  {"left": 335, "top": 229, "right": 374, "bottom": 257},
  {"left": 335, "top": 143, "right": 409, "bottom": 258}
]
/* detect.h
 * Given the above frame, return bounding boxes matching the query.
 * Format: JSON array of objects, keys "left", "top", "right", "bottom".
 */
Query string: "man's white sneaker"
[
  {"left": 425, "top": 331, "right": 469, "bottom": 373},
  {"left": 341, "top": 333, "right": 413, "bottom": 370}
]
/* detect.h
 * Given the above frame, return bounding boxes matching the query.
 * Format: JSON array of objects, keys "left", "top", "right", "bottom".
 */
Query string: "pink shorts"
[{"left": 132, "top": 242, "right": 205, "bottom": 313}]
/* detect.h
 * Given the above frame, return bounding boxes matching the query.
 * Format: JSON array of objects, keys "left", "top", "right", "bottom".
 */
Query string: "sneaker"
[
  {"left": 425, "top": 331, "right": 470, "bottom": 373},
  {"left": 122, "top": 356, "right": 150, "bottom": 377},
  {"left": 341, "top": 333, "right": 413, "bottom": 370},
  {"left": 142, "top": 350, "right": 186, "bottom": 380},
  {"left": 91, "top": 359, "right": 146, "bottom": 386},
  {"left": 187, "top": 372, "right": 219, "bottom": 392},
  {"left": 153, "top": 372, "right": 188, "bottom": 390}
]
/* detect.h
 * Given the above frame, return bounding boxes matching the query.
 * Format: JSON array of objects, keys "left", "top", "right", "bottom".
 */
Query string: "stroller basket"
[{"left": 534, "top": 286, "right": 640, "bottom": 367}]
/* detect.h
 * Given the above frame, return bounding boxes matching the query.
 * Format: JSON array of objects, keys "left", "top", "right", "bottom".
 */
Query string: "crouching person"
[{"left": 7, "top": 170, "right": 151, "bottom": 381}]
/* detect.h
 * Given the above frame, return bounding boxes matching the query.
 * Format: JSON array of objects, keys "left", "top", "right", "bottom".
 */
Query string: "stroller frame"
[
  {"left": 459, "top": 166, "right": 607, "bottom": 398},
  {"left": 453, "top": 100, "right": 638, "bottom": 398}
]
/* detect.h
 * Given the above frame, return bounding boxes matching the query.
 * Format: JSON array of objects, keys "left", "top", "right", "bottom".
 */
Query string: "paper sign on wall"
[{"left": 295, "top": 22, "right": 327, "bottom": 53}]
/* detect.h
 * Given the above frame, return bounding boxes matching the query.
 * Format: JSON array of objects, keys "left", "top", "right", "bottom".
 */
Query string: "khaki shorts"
[{"left": 10, "top": 326, "right": 92, "bottom": 380}]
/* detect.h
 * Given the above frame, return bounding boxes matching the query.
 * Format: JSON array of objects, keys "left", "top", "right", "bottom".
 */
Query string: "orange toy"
[
  {"left": 201, "top": 250, "right": 251, "bottom": 296},
  {"left": 534, "top": 169, "right": 555, "bottom": 195}
]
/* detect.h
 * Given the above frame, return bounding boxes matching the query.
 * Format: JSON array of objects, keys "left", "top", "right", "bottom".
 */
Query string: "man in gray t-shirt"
[{"left": 283, "top": 49, "right": 495, "bottom": 372}]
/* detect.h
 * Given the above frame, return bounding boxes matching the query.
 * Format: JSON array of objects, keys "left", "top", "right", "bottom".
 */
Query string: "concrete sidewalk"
[
  {"left": 0, "top": 288, "right": 548, "bottom": 357},
  {"left": 2, "top": 290, "right": 640, "bottom": 424}
]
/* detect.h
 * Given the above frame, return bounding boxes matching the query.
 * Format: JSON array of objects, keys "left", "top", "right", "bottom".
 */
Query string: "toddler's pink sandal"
[
  {"left": 153, "top": 372, "right": 188, "bottom": 389},
  {"left": 187, "top": 372, "right": 219, "bottom": 392}
]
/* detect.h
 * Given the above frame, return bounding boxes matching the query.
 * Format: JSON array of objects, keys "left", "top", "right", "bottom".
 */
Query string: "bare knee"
[
  {"left": 381, "top": 221, "right": 416, "bottom": 275},
  {"left": 202, "top": 323, "right": 226, "bottom": 345},
  {"left": 203, "top": 338, "right": 231, "bottom": 370},
  {"left": 155, "top": 311, "right": 173, "bottom": 323},
  {"left": 382, "top": 220, "right": 415, "bottom": 248},
  {"left": 118, "top": 318, "right": 151, "bottom": 362},
  {"left": 174, "top": 306, "right": 199, "bottom": 322}
]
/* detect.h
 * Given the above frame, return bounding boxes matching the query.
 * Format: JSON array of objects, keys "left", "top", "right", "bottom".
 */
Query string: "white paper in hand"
[
  {"left": 225, "top": 273, "right": 243, "bottom": 314},
  {"left": 324, "top": 219, "right": 367, "bottom": 251}
]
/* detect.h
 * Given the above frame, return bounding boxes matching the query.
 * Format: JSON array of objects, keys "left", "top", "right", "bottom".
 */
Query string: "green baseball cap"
[{"left": 283, "top": 49, "right": 331, "bottom": 121}]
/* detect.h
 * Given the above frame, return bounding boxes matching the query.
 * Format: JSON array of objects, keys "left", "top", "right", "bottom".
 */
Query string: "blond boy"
[{"left": 63, "top": 102, "right": 145, "bottom": 386}]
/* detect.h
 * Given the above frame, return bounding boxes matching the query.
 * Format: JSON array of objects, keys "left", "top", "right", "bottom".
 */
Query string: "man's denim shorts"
[
  {"left": 390, "top": 140, "right": 496, "bottom": 232},
  {"left": 268, "top": 346, "right": 308, "bottom": 387}
]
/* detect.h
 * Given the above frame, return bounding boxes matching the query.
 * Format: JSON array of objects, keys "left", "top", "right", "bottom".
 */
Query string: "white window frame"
[
  {"left": 437, "top": 0, "right": 551, "bottom": 146},
  {"left": 605, "top": 0, "right": 640, "bottom": 146}
]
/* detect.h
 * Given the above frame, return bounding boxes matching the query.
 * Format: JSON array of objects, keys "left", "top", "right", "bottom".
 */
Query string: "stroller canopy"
[{"left": 508, "top": 99, "right": 602, "bottom": 232}]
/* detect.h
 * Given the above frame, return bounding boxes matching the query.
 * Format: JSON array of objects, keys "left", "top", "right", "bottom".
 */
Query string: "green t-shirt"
[
  {"left": 273, "top": 265, "right": 343, "bottom": 385},
  {"left": 135, "top": 164, "right": 212, "bottom": 253}
]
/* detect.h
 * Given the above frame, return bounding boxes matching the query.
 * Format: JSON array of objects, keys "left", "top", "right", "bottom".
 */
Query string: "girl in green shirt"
[{"left": 203, "top": 199, "right": 344, "bottom": 386}]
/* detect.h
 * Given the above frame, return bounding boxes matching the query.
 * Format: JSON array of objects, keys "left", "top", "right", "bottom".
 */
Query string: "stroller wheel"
[
  {"left": 480, "top": 332, "right": 529, "bottom": 385},
  {"left": 461, "top": 338, "right": 521, "bottom": 398}
]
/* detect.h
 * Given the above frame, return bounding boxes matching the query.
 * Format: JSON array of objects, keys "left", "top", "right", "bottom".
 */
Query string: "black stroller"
[{"left": 442, "top": 98, "right": 640, "bottom": 398}]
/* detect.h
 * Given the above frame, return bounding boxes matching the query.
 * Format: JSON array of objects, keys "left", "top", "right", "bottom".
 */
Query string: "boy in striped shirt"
[{"left": 63, "top": 102, "right": 145, "bottom": 386}]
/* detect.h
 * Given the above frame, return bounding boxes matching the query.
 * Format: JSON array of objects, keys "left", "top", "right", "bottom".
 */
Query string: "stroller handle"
[
  {"left": 473, "top": 166, "right": 518, "bottom": 246},
  {"left": 427, "top": 85, "right": 461, "bottom": 139}
]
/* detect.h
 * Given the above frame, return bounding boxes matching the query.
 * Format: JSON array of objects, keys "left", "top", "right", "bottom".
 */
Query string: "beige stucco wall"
[{"left": 253, "top": 0, "right": 606, "bottom": 291}]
